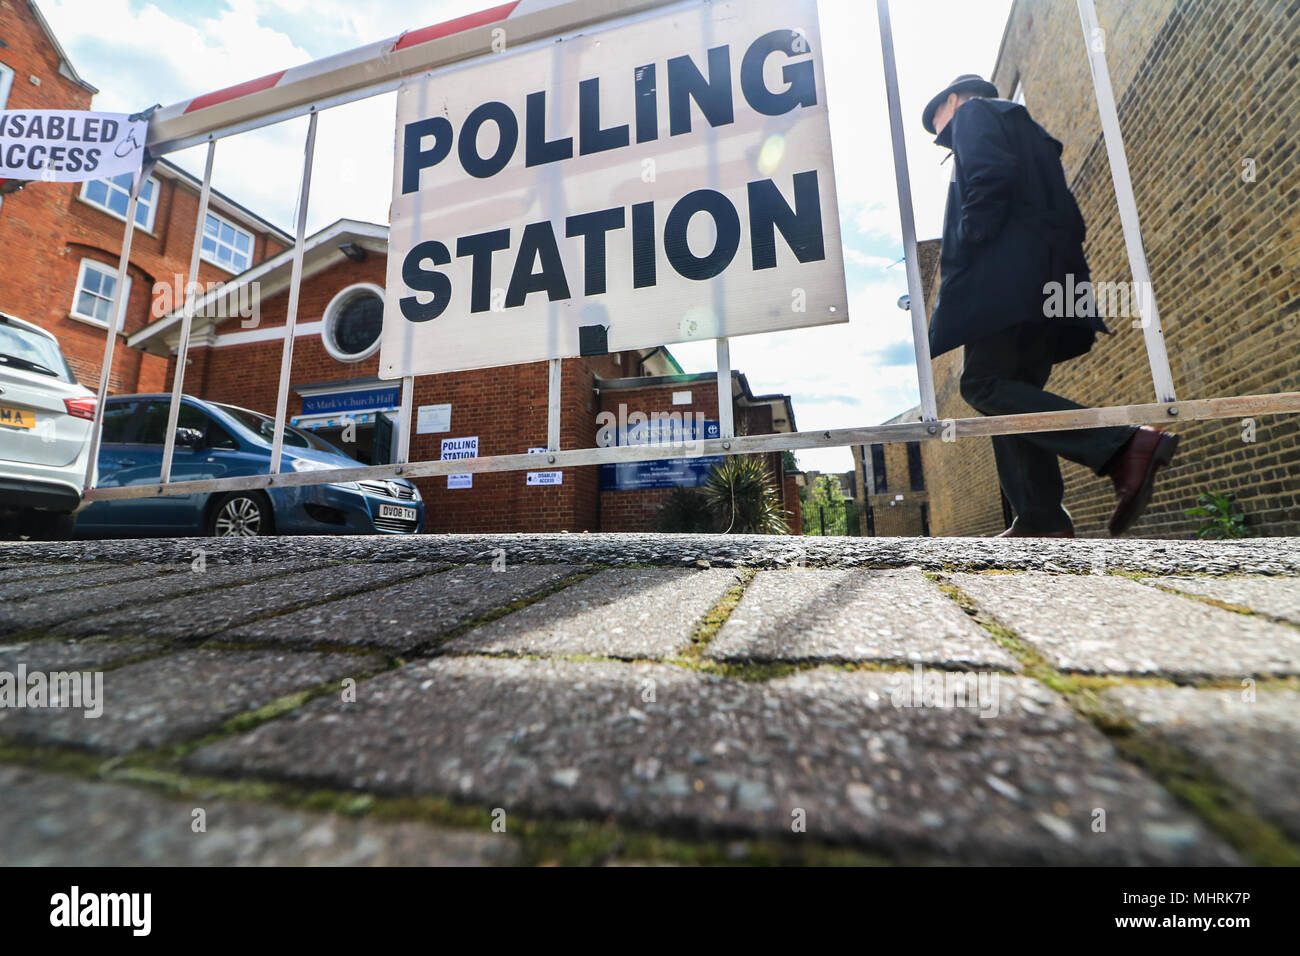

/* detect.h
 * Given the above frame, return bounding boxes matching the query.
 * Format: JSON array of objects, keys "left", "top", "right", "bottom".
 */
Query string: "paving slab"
[
  {"left": 0, "top": 563, "right": 105, "bottom": 585},
  {"left": 949, "top": 572, "right": 1300, "bottom": 676},
  {"left": 705, "top": 568, "right": 1018, "bottom": 669},
  {"left": 1099, "top": 685, "right": 1300, "bottom": 841},
  {"left": 186, "top": 657, "right": 1237, "bottom": 864},
  {"left": 225, "top": 564, "right": 583, "bottom": 651},
  {"left": 0, "top": 562, "right": 172, "bottom": 600},
  {"left": 1147, "top": 575, "right": 1300, "bottom": 625},
  {"left": 61, "top": 561, "right": 440, "bottom": 640},
  {"left": 0, "top": 560, "right": 306, "bottom": 636},
  {"left": 443, "top": 568, "right": 739, "bottom": 659},
  {"left": 0, "top": 648, "right": 374, "bottom": 752},
  {"left": 0, "top": 765, "right": 517, "bottom": 865},
  {"left": 0, "top": 637, "right": 164, "bottom": 672}
]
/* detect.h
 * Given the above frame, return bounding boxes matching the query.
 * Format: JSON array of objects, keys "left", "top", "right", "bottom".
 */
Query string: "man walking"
[{"left": 923, "top": 74, "right": 1178, "bottom": 537}]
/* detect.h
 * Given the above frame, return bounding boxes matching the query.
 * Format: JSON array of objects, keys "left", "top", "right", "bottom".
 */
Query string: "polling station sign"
[
  {"left": 381, "top": 0, "right": 846, "bottom": 379},
  {"left": 0, "top": 110, "right": 146, "bottom": 182}
]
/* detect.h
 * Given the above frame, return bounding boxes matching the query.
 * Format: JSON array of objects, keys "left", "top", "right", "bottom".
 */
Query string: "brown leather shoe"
[
  {"left": 997, "top": 526, "right": 1075, "bottom": 538},
  {"left": 1106, "top": 426, "right": 1179, "bottom": 536}
]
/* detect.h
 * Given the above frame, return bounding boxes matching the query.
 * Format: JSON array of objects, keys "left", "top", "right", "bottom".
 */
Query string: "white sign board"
[
  {"left": 381, "top": 0, "right": 845, "bottom": 379},
  {"left": 0, "top": 110, "right": 146, "bottom": 182},
  {"left": 441, "top": 435, "right": 478, "bottom": 489},
  {"left": 526, "top": 446, "right": 562, "bottom": 485},
  {"left": 416, "top": 403, "right": 452, "bottom": 434}
]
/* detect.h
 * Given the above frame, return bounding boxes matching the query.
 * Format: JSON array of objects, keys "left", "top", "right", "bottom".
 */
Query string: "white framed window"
[
  {"left": 0, "top": 62, "right": 14, "bottom": 110},
  {"left": 1012, "top": 78, "right": 1027, "bottom": 107},
  {"left": 80, "top": 173, "right": 158, "bottom": 232},
  {"left": 201, "top": 211, "right": 254, "bottom": 273},
  {"left": 71, "top": 258, "right": 132, "bottom": 330},
  {"left": 321, "top": 283, "right": 384, "bottom": 363}
]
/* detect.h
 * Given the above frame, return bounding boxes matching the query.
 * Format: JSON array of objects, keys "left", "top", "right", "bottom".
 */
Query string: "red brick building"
[
  {"left": 5, "top": 0, "right": 799, "bottom": 535},
  {"left": 0, "top": 0, "right": 290, "bottom": 397},
  {"left": 128, "top": 220, "right": 800, "bottom": 533}
]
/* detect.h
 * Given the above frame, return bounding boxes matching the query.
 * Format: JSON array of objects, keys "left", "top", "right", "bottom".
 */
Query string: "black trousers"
[{"left": 959, "top": 323, "right": 1135, "bottom": 532}]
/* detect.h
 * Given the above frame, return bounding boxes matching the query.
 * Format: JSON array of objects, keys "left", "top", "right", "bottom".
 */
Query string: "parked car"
[
  {"left": 75, "top": 394, "right": 424, "bottom": 537},
  {"left": 0, "top": 313, "right": 97, "bottom": 539}
]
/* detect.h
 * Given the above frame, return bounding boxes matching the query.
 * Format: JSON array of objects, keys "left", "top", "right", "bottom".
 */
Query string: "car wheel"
[{"left": 207, "top": 492, "right": 274, "bottom": 537}]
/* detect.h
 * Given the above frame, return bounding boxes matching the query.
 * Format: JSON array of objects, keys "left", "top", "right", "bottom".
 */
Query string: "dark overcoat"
[{"left": 929, "top": 97, "right": 1109, "bottom": 361}]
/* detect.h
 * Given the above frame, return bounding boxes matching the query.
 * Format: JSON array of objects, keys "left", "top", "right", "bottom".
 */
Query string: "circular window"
[{"left": 322, "top": 284, "right": 384, "bottom": 362}]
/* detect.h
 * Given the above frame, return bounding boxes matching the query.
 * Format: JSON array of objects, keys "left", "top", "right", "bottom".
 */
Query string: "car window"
[
  {"left": 211, "top": 403, "right": 314, "bottom": 449},
  {"left": 100, "top": 401, "right": 138, "bottom": 443},
  {"left": 136, "top": 401, "right": 213, "bottom": 445},
  {"left": 206, "top": 418, "right": 237, "bottom": 450},
  {"left": 0, "top": 321, "right": 75, "bottom": 383}
]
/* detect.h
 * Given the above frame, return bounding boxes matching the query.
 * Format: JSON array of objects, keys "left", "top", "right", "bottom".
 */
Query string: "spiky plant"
[{"left": 702, "top": 456, "right": 790, "bottom": 535}]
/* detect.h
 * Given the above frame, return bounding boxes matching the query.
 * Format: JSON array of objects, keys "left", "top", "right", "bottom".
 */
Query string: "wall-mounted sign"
[
  {"left": 441, "top": 435, "right": 478, "bottom": 489},
  {"left": 599, "top": 419, "right": 723, "bottom": 491},
  {"left": 0, "top": 110, "right": 147, "bottom": 182},
  {"left": 526, "top": 446, "right": 562, "bottom": 486},
  {"left": 301, "top": 386, "right": 401, "bottom": 415},
  {"left": 416, "top": 403, "right": 451, "bottom": 434},
  {"left": 381, "top": 0, "right": 846, "bottom": 378}
]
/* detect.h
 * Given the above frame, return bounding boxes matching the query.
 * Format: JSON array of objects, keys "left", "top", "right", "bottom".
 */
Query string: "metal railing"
[{"left": 81, "top": 0, "right": 1300, "bottom": 504}]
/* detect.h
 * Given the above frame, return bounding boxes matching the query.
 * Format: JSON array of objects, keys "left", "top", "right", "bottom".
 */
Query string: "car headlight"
[{"left": 288, "top": 458, "right": 358, "bottom": 488}]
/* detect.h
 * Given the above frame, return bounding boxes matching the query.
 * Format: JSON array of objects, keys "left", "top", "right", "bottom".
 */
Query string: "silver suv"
[{"left": 0, "top": 313, "right": 97, "bottom": 539}]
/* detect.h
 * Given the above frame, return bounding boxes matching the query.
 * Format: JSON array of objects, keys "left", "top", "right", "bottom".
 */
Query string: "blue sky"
[{"left": 39, "top": 0, "right": 1014, "bottom": 472}]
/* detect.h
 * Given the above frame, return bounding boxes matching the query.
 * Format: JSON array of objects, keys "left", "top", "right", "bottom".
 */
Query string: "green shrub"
[
  {"left": 702, "top": 457, "right": 790, "bottom": 535},
  {"left": 1185, "top": 491, "right": 1252, "bottom": 539}
]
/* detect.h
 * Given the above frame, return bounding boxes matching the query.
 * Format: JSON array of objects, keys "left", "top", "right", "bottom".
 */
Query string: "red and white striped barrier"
[{"left": 145, "top": 0, "right": 675, "bottom": 155}]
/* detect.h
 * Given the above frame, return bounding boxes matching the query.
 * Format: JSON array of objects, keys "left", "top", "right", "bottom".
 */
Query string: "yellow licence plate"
[{"left": 0, "top": 405, "right": 34, "bottom": 429}]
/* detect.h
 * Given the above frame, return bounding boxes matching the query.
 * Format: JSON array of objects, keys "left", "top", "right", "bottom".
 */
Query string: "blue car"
[{"left": 75, "top": 395, "right": 424, "bottom": 538}]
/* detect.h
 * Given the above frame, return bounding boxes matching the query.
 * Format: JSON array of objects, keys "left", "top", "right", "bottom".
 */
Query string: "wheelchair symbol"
[{"left": 114, "top": 128, "right": 143, "bottom": 158}]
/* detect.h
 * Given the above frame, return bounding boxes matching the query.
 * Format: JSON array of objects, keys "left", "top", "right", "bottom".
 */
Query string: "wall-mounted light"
[{"left": 339, "top": 242, "right": 367, "bottom": 262}]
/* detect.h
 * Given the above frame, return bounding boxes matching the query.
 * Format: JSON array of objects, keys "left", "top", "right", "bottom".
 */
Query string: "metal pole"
[
  {"left": 396, "top": 375, "right": 414, "bottom": 464},
  {"left": 269, "top": 110, "right": 319, "bottom": 474},
  {"left": 160, "top": 139, "right": 217, "bottom": 483},
  {"left": 546, "top": 358, "right": 562, "bottom": 452},
  {"left": 1076, "top": 0, "right": 1177, "bottom": 403},
  {"left": 716, "top": 337, "right": 734, "bottom": 439},
  {"left": 875, "top": 0, "right": 939, "bottom": 422},
  {"left": 83, "top": 165, "right": 149, "bottom": 491}
]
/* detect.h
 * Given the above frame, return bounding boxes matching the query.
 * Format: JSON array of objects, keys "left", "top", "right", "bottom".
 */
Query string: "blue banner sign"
[
  {"left": 600, "top": 418, "right": 724, "bottom": 490},
  {"left": 301, "top": 387, "right": 401, "bottom": 415}
]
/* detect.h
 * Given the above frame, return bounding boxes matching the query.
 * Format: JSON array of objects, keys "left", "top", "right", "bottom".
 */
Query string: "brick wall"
[
  {"left": 921, "top": 0, "right": 1300, "bottom": 538},
  {"left": 0, "top": 0, "right": 284, "bottom": 397}
]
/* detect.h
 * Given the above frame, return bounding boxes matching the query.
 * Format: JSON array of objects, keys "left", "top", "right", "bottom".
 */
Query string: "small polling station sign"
[
  {"left": 0, "top": 110, "right": 146, "bottom": 182},
  {"left": 381, "top": 0, "right": 846, "bottom": 378}
]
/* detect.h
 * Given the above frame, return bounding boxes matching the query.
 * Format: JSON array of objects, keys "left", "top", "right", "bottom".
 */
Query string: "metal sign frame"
[{"left": 81, "top": 0, "right": 1300, "bottom": 504}]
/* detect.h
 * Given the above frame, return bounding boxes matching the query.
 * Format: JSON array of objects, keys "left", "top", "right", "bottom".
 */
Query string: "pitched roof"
[{"left": 27, "top": 0, "right": 98, "bottom": 94}]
